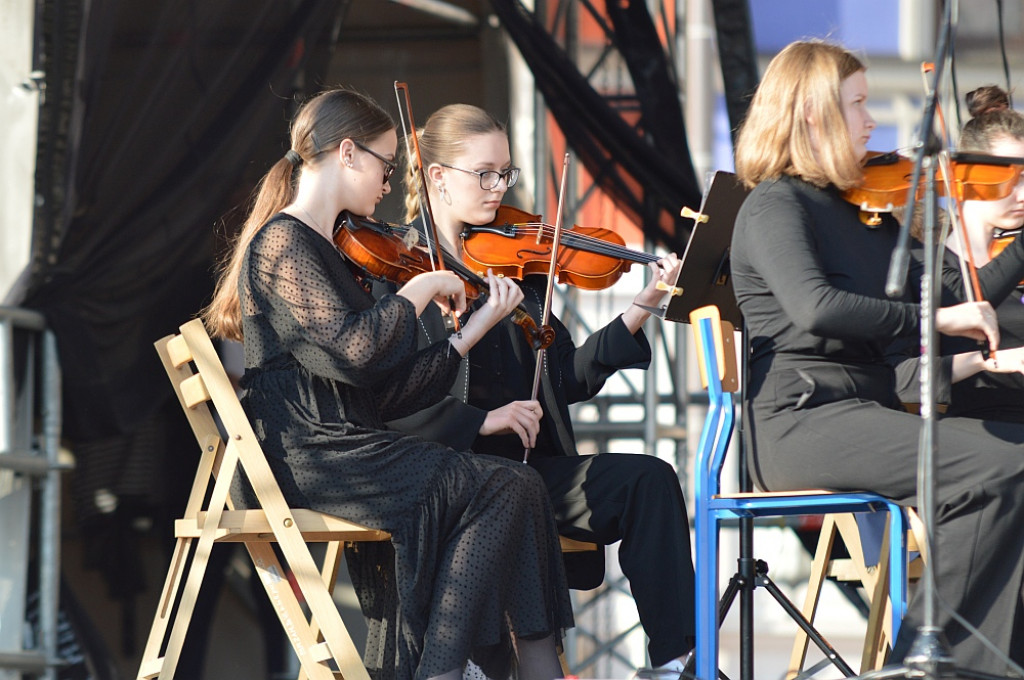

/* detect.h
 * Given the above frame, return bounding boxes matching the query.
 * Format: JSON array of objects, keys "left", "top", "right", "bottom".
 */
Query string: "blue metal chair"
[{"left": 689, "top": 305, "right": 908, "bottom": 680}]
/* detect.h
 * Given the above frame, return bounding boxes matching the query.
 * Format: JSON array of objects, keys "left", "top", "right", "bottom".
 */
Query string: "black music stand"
[{"left": 665, "top": 170, "right": 746, "bottom": 327}]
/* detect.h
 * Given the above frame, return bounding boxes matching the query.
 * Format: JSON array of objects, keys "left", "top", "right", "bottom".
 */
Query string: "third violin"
[{"left": 843, "top": 150, "right": 1024, "bottom": 226}]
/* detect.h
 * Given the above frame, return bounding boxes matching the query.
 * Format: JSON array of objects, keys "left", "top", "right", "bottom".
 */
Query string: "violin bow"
[
  {"left": 394, "top": 81, "right": 461, "bottom": 335},
  {"left": 921, "top": 62, "right": 984, "bottom": 305},
  {"left": 920, "top": 62, "right": 998, "bottom": 363},
  {"left": 523, "top": 152, "right": 570, "bottom": 463}
]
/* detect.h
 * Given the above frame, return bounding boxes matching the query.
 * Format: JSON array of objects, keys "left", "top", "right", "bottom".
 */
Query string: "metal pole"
[{"left": 685, "top": 0, "right": 716, "bottom": 190}]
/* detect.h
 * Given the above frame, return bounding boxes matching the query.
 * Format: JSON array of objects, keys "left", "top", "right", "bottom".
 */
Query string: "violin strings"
[{"left": 510, "top": 221, "right": 660, "bottom": 263}]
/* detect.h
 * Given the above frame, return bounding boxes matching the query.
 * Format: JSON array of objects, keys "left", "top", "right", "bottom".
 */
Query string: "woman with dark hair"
[
  {"left": 204, "top": 88, "right": 573, "bottom": 680},
  {"left": 934, "top": 85, "right": 1024, "bottom": 421}
]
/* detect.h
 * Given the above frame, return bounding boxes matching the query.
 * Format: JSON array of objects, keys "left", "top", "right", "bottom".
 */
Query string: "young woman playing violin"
[
  {"left": 927, "top": 85, "right": 1024, "bottom": 422},
  {"left": 203, "top": 88, "right": 574, "bottom": 680},
  {"left": 731, "top": 41, "right": 1024, "bottom": 671},
  {"left": 377, "top": 103, "right": 695, "bottom": 673}
]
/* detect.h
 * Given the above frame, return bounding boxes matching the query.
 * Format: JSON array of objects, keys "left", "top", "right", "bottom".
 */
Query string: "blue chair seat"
[{"left": 689, "top": 305, "right": 908, "bottom": 680}]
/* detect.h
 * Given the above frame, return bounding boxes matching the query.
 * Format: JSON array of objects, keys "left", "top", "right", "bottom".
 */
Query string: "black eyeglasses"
[
  {"left": 353, "top": 140, "right": 397, "bottom": 184},
  {"left": 439, "top": 163, "right": 520, "bottom": 190}
]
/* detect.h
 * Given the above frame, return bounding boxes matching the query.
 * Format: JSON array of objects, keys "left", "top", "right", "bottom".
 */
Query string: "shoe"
[{"left": 633, "top": 650, "right": 696, "bottom": 680}]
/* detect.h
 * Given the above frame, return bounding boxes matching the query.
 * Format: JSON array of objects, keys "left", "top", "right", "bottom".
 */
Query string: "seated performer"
[
  {"left": 202, "top": 87, "right": 574, "bottom": 680},
  {"left": 380, "top": 102, "right": 695, "bottom": 672},
  {"left": 933, "top": 85, "right": 1024, "bottom": 422},
  {"left": 730, "top": 40, "right": 1024, "bottom": 671}
]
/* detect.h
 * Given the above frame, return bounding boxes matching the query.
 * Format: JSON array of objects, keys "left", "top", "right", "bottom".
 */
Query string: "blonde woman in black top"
[{"left": 731, "top": 41, "right": 1024, "bottom": 671}]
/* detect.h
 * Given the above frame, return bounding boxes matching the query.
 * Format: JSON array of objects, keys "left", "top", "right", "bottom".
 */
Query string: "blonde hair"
[
  {"left": 402, "top": 104, "right": 506, "bottom": 223},
  {"left": 203, "top": 88, "right": 394, "bottom": 341},
  {"left": 735, "top": 40, "right": 866, "bottom": 190}
]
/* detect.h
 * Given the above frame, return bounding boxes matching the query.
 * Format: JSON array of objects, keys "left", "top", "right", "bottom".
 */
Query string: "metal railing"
[{"left": 0, "top": 305, "right": 63, "bottom": 680}]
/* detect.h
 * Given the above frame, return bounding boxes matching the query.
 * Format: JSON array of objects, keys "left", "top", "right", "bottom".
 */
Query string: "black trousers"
[
  {"left": 750, "top": 365, "right": 1024, "bottom": 673},
  {"left": 530, "top": 453, "right": 695, "bottom": 667}
]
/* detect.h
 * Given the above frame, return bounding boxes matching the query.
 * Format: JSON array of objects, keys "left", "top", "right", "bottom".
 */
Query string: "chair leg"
[
  {"left": 136, "top": 537, "right": 195, "bottom": 679},
  {"left": 787, "top": 515, "right": 840, "bottom": 679},
  {"left": 138, "top": 447, "right": 239, "bottom": 680},
  {"left": 297, "top": 541, "right": 349, "bottom": 680},
  {"left": 247, "top": 542, "right": 340, "bottom": 680}
]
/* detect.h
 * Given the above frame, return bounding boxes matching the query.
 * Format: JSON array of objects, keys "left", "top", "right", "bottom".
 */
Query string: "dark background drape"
[{"left": 25, "top": 0, "right": 341, "bottom": 441}]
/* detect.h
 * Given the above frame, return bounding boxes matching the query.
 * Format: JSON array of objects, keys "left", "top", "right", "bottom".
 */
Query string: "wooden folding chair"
[
  {"left": 789, "top": 509, "right": 925, "bottom": 677},
  {"left": 138, "top": 318, "right": 596, "bottom": 680},
  {"left": 137, "top": 318, "right": 390, "bottom": 680}
]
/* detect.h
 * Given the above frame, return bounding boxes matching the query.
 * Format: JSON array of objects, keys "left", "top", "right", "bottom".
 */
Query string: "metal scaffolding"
[
  {"left": 0, "top": 306, "right": 63, "bottom": 680},
  {"left": 507, "top": 1, "right": 703, "bottom": 673}
]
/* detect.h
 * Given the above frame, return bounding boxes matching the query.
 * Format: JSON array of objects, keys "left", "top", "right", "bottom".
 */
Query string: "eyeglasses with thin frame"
[
  {"left": 439, "top": 163, "right": 520, "bottom": 190},
  {"left": 353, "top": 140, "right": 397, "bottom": 184}
]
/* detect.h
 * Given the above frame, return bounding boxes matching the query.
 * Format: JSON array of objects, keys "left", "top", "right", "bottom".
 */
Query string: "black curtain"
[
  {"left": 21, "top": 0, "right": 342, "bottom": 659},
  {"left": 490, "top": 0, "right": 699, "bottom": 254},
  {"left": 25, "top": 0, "right": 340, "bottom": 442}
]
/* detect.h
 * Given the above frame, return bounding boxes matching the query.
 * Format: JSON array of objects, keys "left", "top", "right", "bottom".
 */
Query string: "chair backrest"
[
  {"left": 689, "top": 305, "right": 739, "bottom": 500},
  {"left": 152, "top": 318, "right": 372, "bottom": 680}
]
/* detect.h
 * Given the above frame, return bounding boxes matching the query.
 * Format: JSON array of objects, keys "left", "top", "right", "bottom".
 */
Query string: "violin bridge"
[{"left": 401, "top": 227, "right": 420, "bottom": 249}]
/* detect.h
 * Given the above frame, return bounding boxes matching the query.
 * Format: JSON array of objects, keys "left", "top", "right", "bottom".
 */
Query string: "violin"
[
  {"left": 333, "top": 212, "right": 555, "bottom": 350},
  {"left": 844, "top": 150, "right": 1024, "bottom": 226},
  {"left": 988, "top": 227, "right": 1022, "bottom": 262},
  {"left": 460, "top": 205, "right": 661, "bottom": 291}
]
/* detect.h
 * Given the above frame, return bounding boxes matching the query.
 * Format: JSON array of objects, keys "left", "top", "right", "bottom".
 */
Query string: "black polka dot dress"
[{"left": 237, "top": 215, "right": 573, "bottom": 680}]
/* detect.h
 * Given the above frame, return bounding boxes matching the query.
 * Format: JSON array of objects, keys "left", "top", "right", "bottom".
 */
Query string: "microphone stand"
[{"left": 881, "top": 2, "right": 1017, "bottom": 678}]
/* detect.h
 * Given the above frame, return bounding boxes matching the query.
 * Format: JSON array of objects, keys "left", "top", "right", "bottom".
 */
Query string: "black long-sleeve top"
[
  {"left": 732, "top": 176, "right": 922, "bottom": 401},
  {"left": 733, "top": 176, "right": 1024, "bottom": 414}
]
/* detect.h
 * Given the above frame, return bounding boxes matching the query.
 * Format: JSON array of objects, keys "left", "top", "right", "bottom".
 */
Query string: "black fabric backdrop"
[{"left": 24, "top": 0, "right": 340, "bottom": 442}]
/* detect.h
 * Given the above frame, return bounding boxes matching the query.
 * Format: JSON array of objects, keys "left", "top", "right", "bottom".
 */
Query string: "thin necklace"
[{"left": 295, "top": 205, "right": 325, "bottom": 235}]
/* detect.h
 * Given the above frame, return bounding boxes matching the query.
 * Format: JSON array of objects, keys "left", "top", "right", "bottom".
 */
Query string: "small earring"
[
  {"left": 345, "top": 156, "right": 354, "bottom": 168},
  {"left": 438, "top": 184, "right": 450, "bottom": 204}
]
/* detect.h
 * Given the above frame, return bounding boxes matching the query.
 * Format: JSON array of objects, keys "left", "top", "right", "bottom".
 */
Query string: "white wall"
[{"left": 0, "top": 0, "right": 38, "bottom": 302}]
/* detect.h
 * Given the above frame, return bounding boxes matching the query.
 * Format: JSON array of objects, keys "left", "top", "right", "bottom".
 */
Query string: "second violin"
[{"left": 461, "top": 205, "right": 661, "bottom": 290}]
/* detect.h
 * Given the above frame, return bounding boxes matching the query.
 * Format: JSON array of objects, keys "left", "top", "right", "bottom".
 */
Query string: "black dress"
[
  {"left": 731, "top": 176, "right": 1024, "bottom": 672},
  {"left": 381, "top": 273, "right": 696, "bottom": 667},
  {"left": 236, "top": 215, "right": 573, "bottom": 680}
]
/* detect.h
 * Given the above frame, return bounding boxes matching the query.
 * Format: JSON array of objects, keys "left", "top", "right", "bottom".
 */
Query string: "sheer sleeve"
[
  {"left": 244, "top": 219, "right": 454, "bottom": 388},
  {"left": 373, "top": 344, "right": 464, "bottom": 421}
]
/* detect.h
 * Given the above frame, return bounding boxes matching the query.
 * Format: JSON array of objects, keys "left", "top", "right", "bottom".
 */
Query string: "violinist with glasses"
[
  {"left": 378, "top": 102, "right": 696, "bottom": 673},
  {"left": 203, "top": 87, "right": 574, "bottom": 680}
]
